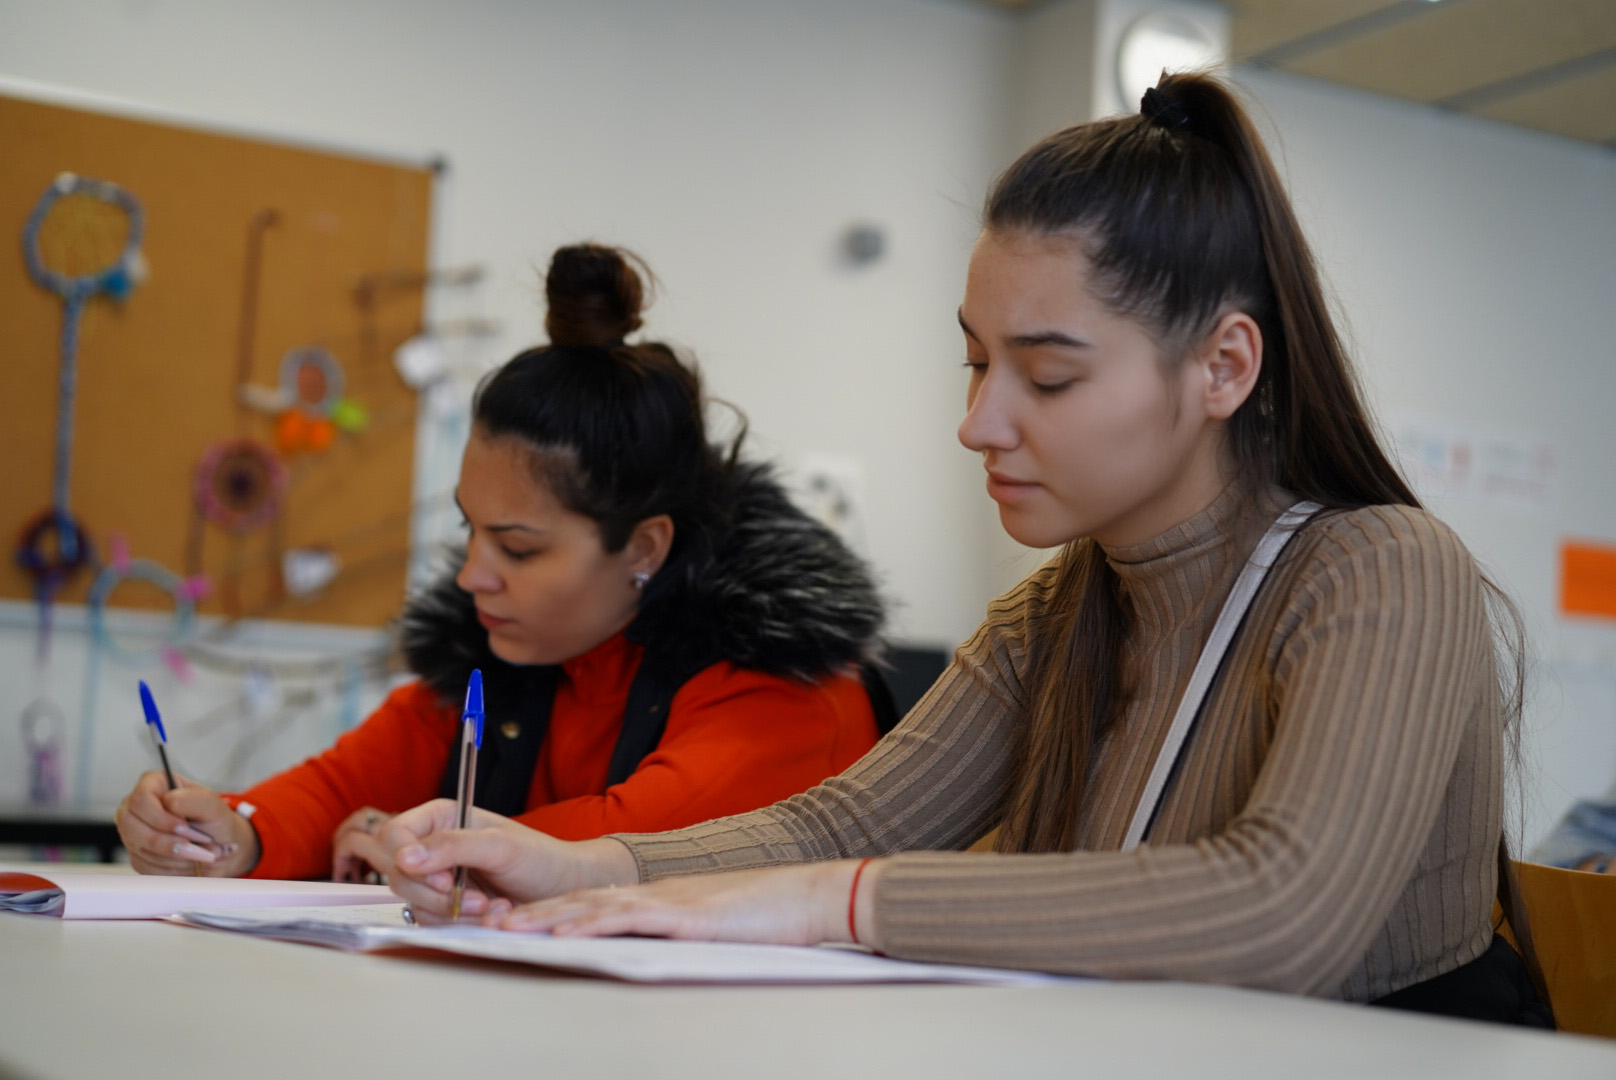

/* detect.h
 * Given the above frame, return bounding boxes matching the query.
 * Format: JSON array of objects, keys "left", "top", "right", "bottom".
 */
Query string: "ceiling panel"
[
  {"left": 962, "top": 0, "right": 1616, "bottom": 149},
  {"left": 1471, "top": 62, "right": 1616, "bottom": 145},
  {"left": 1277, "top": 0, "right": 1616, "bottom": 103},
  {"left": 1228, "top": 0, "right": 1403, "bottom": 61}
]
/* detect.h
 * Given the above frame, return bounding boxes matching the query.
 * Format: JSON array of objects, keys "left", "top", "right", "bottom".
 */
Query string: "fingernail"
[
  {"left": 398, "top": 845, "right": 425, "bottom": 867},
  {"left": 175, "top": 824, "right": 211, "bottom": 843},
  {"left": 175, "top": 842, "right": 217, "bottom": 862}
]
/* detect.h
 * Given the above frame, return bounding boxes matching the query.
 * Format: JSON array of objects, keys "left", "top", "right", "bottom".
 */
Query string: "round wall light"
[{"left": 1115, "top": 12, "right": 1220, "bottom": 110}]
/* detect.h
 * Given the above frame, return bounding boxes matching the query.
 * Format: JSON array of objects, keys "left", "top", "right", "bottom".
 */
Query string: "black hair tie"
[{"left": 1141, "top": 86, "right": 1191, "bottom": 131}]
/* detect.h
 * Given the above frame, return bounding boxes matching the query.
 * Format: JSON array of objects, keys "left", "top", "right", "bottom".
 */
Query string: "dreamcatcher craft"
[
  {"left": 193, "top": 439, "right": 289, "bottom": 534},
  {"left": 17, "top": 173, "right": 147, "bottom": 656}
]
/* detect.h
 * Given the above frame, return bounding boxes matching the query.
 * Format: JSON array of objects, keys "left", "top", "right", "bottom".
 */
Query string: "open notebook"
[
  {"left": 174, "top": 903, "right": 1066, "bottom": 986},
  {"left": 0, "top": 867, "right": 393, "bottom": 919}
]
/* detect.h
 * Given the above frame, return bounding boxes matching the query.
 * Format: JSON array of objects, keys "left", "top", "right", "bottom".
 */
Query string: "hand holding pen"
[
  {"left": 139, "top": 681, "right": 205, "bottom": 876},
  {"left": 116, "top": 681, "right": 258, "bottom": 876},
  {"left": 450, "top": 669, "right": 485, "bottom": 921}
]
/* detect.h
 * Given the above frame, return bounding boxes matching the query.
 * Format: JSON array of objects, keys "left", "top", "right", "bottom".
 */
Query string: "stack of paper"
[{"left": 175, "top": 904, "right": 1067, "bottom": 986}]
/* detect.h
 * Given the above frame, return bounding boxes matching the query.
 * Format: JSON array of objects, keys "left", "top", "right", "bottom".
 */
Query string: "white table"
[{"left": 5, "top": 906, "right": 1615, "bottom": 1080}]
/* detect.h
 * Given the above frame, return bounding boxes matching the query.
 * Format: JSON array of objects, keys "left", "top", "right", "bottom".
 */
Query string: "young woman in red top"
[{"left": 113, "top": 244, "right": 888, "bottom": 881}]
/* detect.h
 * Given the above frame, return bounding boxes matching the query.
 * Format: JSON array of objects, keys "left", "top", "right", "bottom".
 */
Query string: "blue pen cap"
[
  {"left": 464, "top": 669, "right": 485, "bottom": 749},
  {"left": 138, "top": 680, "right": 167, "bottom": 743}
]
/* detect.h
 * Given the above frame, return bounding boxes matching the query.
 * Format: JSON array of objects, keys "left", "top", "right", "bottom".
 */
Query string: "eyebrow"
[
  {"left": 452, "top": 493, "right": 545, "bottom": 536},
  {"left": 957, "top": 309, "right": 1092, "bottom": 351}
]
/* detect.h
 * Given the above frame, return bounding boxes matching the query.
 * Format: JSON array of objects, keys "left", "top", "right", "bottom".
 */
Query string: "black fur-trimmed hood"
[{"left": 397, "top": 463, "right": 886, "bottom": 702}]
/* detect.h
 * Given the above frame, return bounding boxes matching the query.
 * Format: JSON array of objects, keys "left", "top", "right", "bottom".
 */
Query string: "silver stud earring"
[{"left": 633, "top": 570, "right": 651, "bottom": 590}]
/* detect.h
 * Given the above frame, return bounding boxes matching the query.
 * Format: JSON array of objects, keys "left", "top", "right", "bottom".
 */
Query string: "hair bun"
[{"left": 544, "top": 243, "right": 647, "bottom": 348}]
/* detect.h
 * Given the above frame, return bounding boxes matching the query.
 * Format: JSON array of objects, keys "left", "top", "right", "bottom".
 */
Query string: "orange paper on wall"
[{"left": 1561, "top": 540, "right": 1616, "bottom": 619}]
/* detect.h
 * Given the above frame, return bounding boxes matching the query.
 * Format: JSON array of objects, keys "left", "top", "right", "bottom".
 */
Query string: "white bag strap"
[{"left": 1118, "top": 500, "right": 1322, "bottom": 853}]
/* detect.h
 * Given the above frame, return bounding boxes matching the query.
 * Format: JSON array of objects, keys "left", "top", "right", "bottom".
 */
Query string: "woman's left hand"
[
  {"left": 490, "top": 859, "right": 883, "bottom": 948},
  {"left": 331, "top": 806, "right": 394, "bottom": 884}
]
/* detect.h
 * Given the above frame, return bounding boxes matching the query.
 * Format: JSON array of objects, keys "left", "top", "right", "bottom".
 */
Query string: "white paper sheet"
[
  {"left": 174, "top": 904, "right": 1068, "bottom": 986},
  {"left": 0, "top": 867, "right": 393, "bottom": 919}
]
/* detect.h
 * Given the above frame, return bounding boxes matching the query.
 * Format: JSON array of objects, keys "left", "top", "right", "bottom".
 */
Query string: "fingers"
[
  {"left": 122, "top": 826, "right": 222, "bottom": 875},
  {"left": 498, "top": 886, "right": 687, "bottom": 939},
  {"left": 333, "top": 806, "right": 392, "bottom": 840},
  {"left": 379, "top": 799, "right": 462, "bottom": 848},
  {"left": 116, "top": 774, "right": 221, "bottom": 875},
  {"left": 389, "top": 873, "right": 491, "bottom": 923},
  {"left": 332, "top": 830, "right": 392, "bottom": 884},
  {"left": 115, "top": 773, "right": 259, "bottom": 876},
  {"left": 381, "top": 801, "right": 578, "bottom": 913},
  {"left": 389, "top": 822, "right": 524, "bottom": 881},
  {"left": 117, "top": 772, "right": 189, "bottom": 838},
  {"left": 331, "top": 808, "right": 394, "bottom": 883},
  {"left": 480, "top": 897, "right": 515, "bottom": 926},
  {"left": 161, "top": 783, "right": 234, "bottom": 833}
]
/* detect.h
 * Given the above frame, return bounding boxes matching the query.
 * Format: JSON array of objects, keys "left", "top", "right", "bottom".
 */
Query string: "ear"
[
  {"left": 623, "top": 514, "right": 675, "bottom": 576},
  {"left": 1195, "top": 311, "right": 1262, "bottom": 421}
]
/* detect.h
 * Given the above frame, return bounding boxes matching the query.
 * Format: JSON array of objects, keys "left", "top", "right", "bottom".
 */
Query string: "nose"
[
  {"left": 455, "top": 539, "right": 502, "bottom": 595},
  {"left": 957, "top": 367, "right": 1018, "bottom": 455}
]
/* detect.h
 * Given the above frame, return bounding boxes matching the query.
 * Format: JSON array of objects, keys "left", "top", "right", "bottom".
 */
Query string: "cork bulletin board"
[{"left": 1, "top": 93, "right": 434, "bottom": 629}]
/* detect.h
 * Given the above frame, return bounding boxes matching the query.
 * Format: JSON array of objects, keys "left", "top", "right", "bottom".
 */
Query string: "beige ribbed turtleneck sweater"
[{"left": 613, "top": 486, "right": 1503, "bottom": 1001}]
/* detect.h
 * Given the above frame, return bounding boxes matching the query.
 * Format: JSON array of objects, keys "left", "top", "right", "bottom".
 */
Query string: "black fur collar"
[{"left": 397, "top": 463, "right": 885, "bottom": 704}]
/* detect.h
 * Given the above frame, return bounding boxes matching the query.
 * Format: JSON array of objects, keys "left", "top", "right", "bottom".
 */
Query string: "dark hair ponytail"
[
  {"left": 988, "top": 73, "right": 1416, "bottom": 854},
  {"left": 987, "top": 74, "right": 1541, "bottom": 1010},
  {"left": 471, "top": 243, "right": 739, "bottom": 591}
]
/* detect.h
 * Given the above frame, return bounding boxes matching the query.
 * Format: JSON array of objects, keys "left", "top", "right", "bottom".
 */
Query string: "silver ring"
[
  {"left": 364, "top": 810, "right": 380, "bottom": 833},
  {"left": 402, "top": 903, "right": 416, "bottom": 926}
]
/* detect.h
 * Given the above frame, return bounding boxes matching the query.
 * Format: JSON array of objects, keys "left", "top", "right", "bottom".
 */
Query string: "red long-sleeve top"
[{"left": 230, "top": 632, "right": 878, "bottom": 880}]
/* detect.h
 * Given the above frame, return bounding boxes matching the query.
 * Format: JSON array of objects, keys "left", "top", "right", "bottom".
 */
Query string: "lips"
[
  {"left": 984, "top": 469, "right": 1039, "bottom": 503},
  {"left": 476, "top": 609, "right": 514, "bottom": 631}
]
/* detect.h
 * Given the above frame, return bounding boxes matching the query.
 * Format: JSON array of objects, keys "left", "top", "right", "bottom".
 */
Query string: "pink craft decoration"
[
  {"left": 108, "top": 532, "right": 133, "bottom": 572},
  {"left": 161, "top": 646, "right": 194, "bottom": 684}
]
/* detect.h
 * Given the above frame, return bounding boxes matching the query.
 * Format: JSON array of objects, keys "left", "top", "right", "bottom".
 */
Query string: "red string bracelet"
[{"left": 847, "top": 857, "right": 875, "bottom": 945}]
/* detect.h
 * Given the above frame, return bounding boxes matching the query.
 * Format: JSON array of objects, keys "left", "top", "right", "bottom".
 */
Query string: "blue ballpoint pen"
[
  {"left": 450, "top": 669, "right": 485, "bottom": 921},
  {"left": 139, "top": 680, "right": 203, "bottom": 876}
]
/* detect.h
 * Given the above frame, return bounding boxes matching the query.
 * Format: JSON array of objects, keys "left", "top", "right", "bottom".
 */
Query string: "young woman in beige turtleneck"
[{"left": 378, "top": 73, "right": 1550, "bottom": 1026}]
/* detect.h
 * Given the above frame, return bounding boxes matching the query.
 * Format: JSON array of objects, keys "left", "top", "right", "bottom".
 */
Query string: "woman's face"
[
  {"left": 454, "top": 434, "right": 649, "bottom": 665},
  {"left": 957, "top": 230, "right": 1237, "bottom": 550}
]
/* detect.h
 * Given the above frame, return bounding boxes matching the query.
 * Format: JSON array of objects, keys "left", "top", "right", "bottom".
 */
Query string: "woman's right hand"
[
  {"left": 114, "top": 771, "right": 259, "bottom": 876},
  {"left": 378, "top": 798, "right": 638, "bottom": 923}
]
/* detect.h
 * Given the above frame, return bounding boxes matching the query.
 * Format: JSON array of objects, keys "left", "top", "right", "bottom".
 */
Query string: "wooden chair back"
[{"left": 1500, "top": 861, "right": 1616, "bottom": 1038}]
